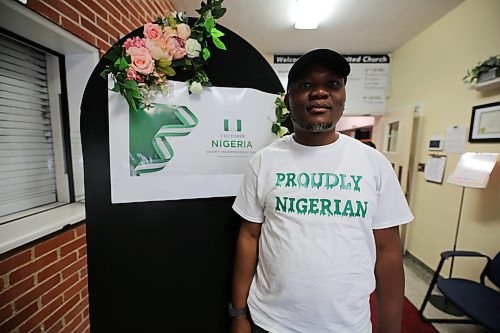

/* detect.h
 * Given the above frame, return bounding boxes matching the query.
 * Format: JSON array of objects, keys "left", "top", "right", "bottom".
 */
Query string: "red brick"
[
  {"left": 0, "top": 276, "right": 35, "bottom": 305},
  {"left": 14, "top": 274, "right": 60, "bottom": 312},
  {"left": 112, "top": 1, "right": 131, "bottom": 20},
  {"left": 61, "top": 313, "right": 82, "bottom": 333},
  {"left": 45, "top": 319, "right": 63, "bottom": 333},
  {"left": 97, "top": 16, "right": 122, "bottom": 41},
  {"left": 0, "top": 304, "right": 13, "bottom": 324},
  {"left": 0, "top": 302, "right": 37, "bottom": 333},
  {"left": 30, "top": 326, "right": 42, "bottom": 333},
  {"left": 74, "top": 224, "right": 86, "bottom": 237},
  {"left": 61, "top": 257, "right": 87, "bottom": 280},
  {"left": 0, "top": 276, "right": 4, "bottom": 292},
  {"left": 97, "top": 1, "right": 120, "bottom": 21},
  {"left": 61, "top": 16, "right": 96, "bottom": 47},
  {"left": 85, "top": 0, "right": 107, "bottom": 20},
  {"left": 9, "top": 251, "right": 57, "bottom": 285},
  {"left": 63, "top": 298, "right": 86, "bottom": 327},
  {"left": 95, "top": 37, "right": 111, "bottom": 54},
  {"left": 34, "top": 231, "right": 74, "bottom": 258},
  {"left": 63, "top": 276, "right": 87, "bottom": 302},
  {"left": 80, "top": 16, "right": 110, "bottom": 43},
  {"left": 27, "top": 0, "right": 61, "bottom": 24},
  {"left": 43, "top": 293, "right": 79, "bottom": 329},
  {"left": 108, "top": 14, "right": 130, "bottom": 37},
  {"left": 79, "top": 267, "right": 88, "bottom": 279},
  {"left": 38, "top": 252, "right": 77, "bottom": 282},
  {"left": 83, "top": 306, "right": 89, "bottom": 319},
  {"left": 73, "top": 316, "right": 90, "bottom": 333},
  {"left": 0, "top": 249, "right": 31, "bottom": 276},
  {"left": 65, "top": 0, "right": 95, "bottom": 21},
  {"left": 19, "top": 295, "right": 63, "bottom": 333},
  {"left": 81, "top": 285, "right": 88, "bottom": 298},
  {"left": 78, "top": 246, "right": 87, "bottom": 259},
  {"left": 41, "top": 274, "right": 78, "bottom": 306},
  {"left": 64, "top": 298, "right": 87, "bottom": 324},
  {"left": 47, "top": 0, "right": 79, "bottom": 21}
]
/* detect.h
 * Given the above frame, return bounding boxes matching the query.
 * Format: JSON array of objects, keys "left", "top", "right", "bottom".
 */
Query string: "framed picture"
[{"left": 469, "top": 101, "right": 500, "bottom": 142}]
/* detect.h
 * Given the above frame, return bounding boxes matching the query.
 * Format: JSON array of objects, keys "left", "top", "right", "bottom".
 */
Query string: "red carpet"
[{"left": 370, "top": 294, "right": 438, "bottom": 333}]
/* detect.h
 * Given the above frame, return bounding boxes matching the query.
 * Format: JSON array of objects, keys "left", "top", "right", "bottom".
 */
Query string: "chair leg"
[{"left": 419, "top": 258, "right": 445, "bottom": 318}]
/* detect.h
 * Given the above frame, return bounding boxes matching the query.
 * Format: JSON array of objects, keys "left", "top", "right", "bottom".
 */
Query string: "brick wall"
[
  {"left": 25, "top": 0, "right": 175, "bottom": 57},
  {"left": 0, "top": 1, "right": 176, "bottom": 332},
  {"left": 0, "top": 223, "right": 88, "bottom": 333}
]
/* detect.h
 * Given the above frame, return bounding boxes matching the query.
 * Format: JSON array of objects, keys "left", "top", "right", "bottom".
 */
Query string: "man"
[{"left": 230, "top": 49, "right": 413, "bottom": 333}]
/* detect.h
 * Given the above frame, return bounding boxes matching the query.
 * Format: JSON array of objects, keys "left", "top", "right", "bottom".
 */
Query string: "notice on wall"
[
  {"left": 109, "top": 81, "right": 278, "bottom": 203},
  {"left": 273, "top": 54, "right": 390, "bottom": 115}
]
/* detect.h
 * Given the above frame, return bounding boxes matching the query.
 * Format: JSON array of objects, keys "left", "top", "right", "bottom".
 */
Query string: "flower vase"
[{"left": 129, "top": 103, "right": 199, "bottom": 176}]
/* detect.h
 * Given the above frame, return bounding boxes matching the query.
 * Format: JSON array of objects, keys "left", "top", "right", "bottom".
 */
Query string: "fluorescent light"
[{"left": 294, "top": 0, "right": 323, "bottom": 29}]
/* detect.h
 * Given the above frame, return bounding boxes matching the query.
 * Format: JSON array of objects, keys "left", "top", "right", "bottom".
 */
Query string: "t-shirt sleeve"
[
  {"left": 372, "top": 158, "right": 414, "bottom": 229},
  {"left": 232, "top": 155, "right": 265, "bottom": 223}
]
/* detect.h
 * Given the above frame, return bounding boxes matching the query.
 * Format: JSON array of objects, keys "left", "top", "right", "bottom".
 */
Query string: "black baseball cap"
[{"left": 287, "top": 49, "right": 350, "bottom": 89}]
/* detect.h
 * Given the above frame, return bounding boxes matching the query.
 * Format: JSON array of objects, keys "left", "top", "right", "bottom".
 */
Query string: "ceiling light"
[{"left": 294, "top": 0, "right": 324, "bottom": 30}]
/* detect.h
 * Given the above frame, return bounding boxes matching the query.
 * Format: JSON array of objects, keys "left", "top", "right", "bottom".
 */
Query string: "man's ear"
[{"left": 284, "top": 93, "right": 290, "bottom": 110}]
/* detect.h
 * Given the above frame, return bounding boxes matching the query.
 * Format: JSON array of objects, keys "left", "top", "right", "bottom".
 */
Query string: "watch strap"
[{"left": 228, "top": 303, "right": 247, "bottom": 317}]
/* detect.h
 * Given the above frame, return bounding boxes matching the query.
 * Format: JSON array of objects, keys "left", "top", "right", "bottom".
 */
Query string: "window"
[
  {"left": 0, "top": 32, "right": 78, "bottom": 222},
  {"left": 386, "top": 121, "right": 399, "bottom": 152}
]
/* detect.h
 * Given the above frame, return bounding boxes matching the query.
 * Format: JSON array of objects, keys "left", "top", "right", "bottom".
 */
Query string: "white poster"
[
  {"left": 109, "top": 82, "right": 278, "bottom": 203},
  {"left": 447, "top": 152, "right": 499, "bottom": 188}
]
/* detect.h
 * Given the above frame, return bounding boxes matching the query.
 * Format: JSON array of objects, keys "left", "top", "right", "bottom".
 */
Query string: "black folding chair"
[{"left": 419, "top": 250, "right": 500, "bottom": 333}]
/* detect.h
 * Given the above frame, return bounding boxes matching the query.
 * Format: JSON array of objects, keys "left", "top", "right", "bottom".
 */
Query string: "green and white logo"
[
  {"left": 129, "top": 104, "right": 199, "bottom": 176},
  {"left": 223, "top": 119, "right": 242, "bottom": 132}
]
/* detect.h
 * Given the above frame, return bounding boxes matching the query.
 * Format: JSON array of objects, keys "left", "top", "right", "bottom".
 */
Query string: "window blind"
[{"left": 0, "top": 34, "right": 56, "bottom": 217}]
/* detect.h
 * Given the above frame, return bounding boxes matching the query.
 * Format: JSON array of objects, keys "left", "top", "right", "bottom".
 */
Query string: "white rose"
[
  {"left": 186, "top": 39, "right": 202, "bottom": 58},
  {"left": 281, "top": 107, "right": 289, "bottom": 115},
  {"left": 189, "top": 81, "right": 203, "bottom": 94},
  {"left": 277, "top": 126, "right": 289, "bottom": 137},
  {"left": 176, "top": 23, "right": 191, "bottom": 40}
]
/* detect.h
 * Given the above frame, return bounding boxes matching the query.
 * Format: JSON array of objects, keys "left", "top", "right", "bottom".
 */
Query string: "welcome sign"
[{"left": 109, "top": 81, "right": 278, "bottom": 203}]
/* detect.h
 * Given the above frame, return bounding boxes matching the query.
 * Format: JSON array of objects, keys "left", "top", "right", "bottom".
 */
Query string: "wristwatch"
[{"left": 228, "top": 303, "right": 247, "bottom": 317}]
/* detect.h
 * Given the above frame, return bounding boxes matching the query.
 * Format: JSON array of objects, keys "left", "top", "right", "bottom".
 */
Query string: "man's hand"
[{"left": 230, "top": 316, "right": 251, "bottom": 333}]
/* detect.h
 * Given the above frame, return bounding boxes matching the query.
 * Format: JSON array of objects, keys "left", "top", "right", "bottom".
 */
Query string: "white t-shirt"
[{"left": 232, "top": 134, "right": 413, "bottom": 333}]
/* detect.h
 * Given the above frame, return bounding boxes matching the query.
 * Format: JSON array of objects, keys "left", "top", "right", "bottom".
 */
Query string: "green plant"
[
  {"left": 272, "top": 93, "right": 290, "bottom": 137},
  {"left": 463, "top": 55, "right": 500, "bottom": 85}
]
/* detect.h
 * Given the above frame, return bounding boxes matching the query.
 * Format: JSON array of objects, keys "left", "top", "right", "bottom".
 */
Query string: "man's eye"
[
  {"left": 299, "top": 82, "right": 311, "bottom": 88},
  {"left": 327, "top": 80, "right": 341, "bottom": 87}
]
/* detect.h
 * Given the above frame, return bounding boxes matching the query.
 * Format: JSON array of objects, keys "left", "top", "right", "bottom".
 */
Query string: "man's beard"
[{"left": 290, "top": 114, "right": 334, "bottom": 133}]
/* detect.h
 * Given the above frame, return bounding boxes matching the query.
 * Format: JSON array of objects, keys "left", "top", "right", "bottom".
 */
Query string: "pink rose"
[
  {"left": 123, "top": 36, "right": 145, "bottom": 49},
  {"left": 126, "top": 46, "right": 155, "bottom": 75},
  {"left": 165, "top": 36, "right": 187, "bottom": 60},
  {"left": 126, "top": 68, "right": 143, "bottom": 83},
  {"left": 145, "top": 38, "right": 171, "bottom": 60},
  {"left": 143, "top": 23, "right": 163, "bottom": 40},
  {"left": 176, "top": 23, "right": 191, "bottom": 40}
]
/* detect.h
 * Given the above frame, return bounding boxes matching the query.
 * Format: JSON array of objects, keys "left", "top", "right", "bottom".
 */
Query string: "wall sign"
[
  {"left": 273, "top": 54, "right": 390, "bottom": 115},
  {"left": 109, "top": 81, "right": 277, "bottom": 203}
]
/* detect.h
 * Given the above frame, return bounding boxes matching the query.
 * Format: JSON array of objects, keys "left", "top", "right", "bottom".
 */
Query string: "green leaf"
[
  {"left": 210, "top": 28, "right": 224, "bottom": 38},
  {"left": 202, "top": 48, "right": 211, "bottom": 61},
  {"left": 204, "top": 17, "right": 215, "bottom": 32},
  {"left": 124, "top": 79, "right": 138, "bottom": 90},
  {"left": 212, "top": 36, "right": 226, "bottom": 50},
  {"left": 111, "top": 83, "right": 120, "bottom": 92},
  {"left": 100, "top": 69, "right": 110, "bottom": 79}
]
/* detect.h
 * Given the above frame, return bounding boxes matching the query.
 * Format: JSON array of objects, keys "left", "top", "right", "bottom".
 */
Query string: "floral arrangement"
[
  {"left": 100, "top": 0, "right": 227, "bottom": 111},
  {"left": 272, "top": 93, "right": 290, "bottom": 137}
]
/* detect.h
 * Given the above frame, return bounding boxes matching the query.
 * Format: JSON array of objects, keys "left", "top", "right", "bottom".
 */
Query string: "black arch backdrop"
[{"left": 81, "top": 23, "right": 284, "bottom": 332}]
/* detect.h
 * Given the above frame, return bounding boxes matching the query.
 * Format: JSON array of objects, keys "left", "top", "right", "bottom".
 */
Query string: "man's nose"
[{"left": 309, "top": 85, "right": 328, "bottom": 99}]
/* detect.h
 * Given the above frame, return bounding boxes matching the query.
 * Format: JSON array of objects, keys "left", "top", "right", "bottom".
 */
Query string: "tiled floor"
[{"left": 403, "top": 254, "right": 489, "bottom": 333}]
